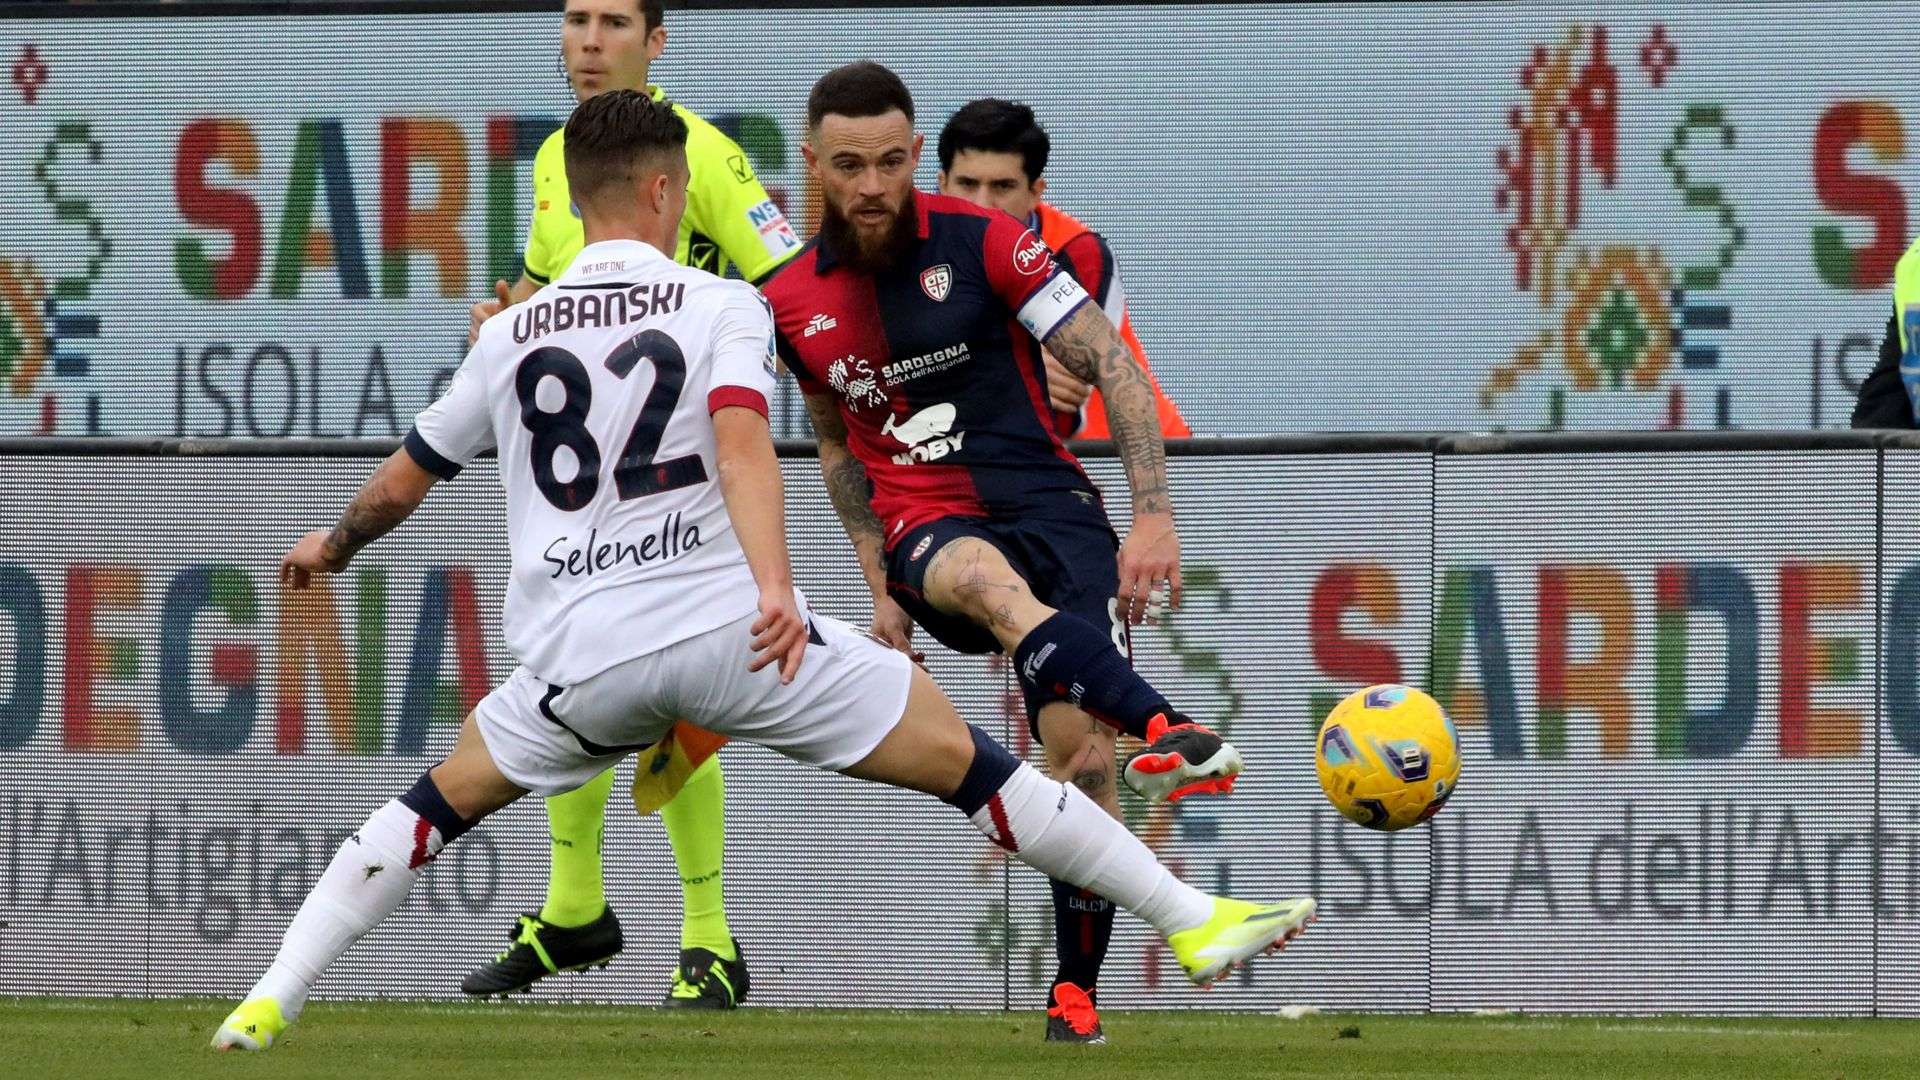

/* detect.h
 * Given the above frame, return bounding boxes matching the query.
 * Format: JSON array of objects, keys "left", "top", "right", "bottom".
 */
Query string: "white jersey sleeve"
[
  {"left": 405, "top": 344, "right": 496, "bottom": 479},
  {"left": 704, "top": 283, "right": 778, "bottom": 417}
]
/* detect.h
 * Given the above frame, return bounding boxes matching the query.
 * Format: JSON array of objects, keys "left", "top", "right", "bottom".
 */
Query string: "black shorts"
[{"left": 886, "top": 513, "right": 1124, "bottom": 732}]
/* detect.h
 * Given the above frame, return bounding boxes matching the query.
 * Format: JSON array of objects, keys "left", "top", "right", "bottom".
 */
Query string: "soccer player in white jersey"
[{"left": 210, "top": 91, "right": 1316, "bottom": 1052}]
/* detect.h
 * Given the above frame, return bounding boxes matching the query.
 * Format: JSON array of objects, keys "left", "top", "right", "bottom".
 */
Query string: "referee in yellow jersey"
[{"left": 460, "top": 0, "right": 799, "bottom": 1008}]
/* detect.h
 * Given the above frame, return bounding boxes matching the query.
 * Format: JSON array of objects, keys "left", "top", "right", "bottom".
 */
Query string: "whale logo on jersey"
[
  {"left": 920, "top": 263, "right": 953, "bottom": 302},
  {"left": 882, "top": 402, "right": 965, "bottom": 465},
  {"left": 827, "top": 355, "right": 888, "bottom": 411}
]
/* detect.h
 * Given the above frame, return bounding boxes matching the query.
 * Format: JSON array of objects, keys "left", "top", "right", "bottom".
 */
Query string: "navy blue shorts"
[{"left": 886, "top": 513, "right": 1124, "bottom": 732}]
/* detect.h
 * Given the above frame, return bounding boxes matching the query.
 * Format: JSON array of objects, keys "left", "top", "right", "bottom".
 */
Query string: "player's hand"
[
  {"left": 1042, "top": 348, "right": 1093, "bottom": 415},
  {"left": 871, "top": 596, "right": 925, "bottom": 666},
  {"left": 468, "top": 279, "right": 512, "bottom": 346},
  {"left": 1117, "top": 511, "right": 1181, "bottom": 625},
  {"left": 280, "top": 529, "right": 349, "bottom": 590},
  {"left": 749, "top": 588, "right": 808, "bottom": 684}
]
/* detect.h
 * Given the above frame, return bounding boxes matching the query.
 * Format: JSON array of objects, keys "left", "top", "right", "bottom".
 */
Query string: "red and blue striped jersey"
[{"left": 766, "top": 191, "right": 1101, "bottom": 547}]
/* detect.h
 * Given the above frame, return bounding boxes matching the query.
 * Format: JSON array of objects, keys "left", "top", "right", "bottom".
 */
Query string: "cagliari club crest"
[{"left": 920, "top": 263, "right": 953, "bottom": 302}]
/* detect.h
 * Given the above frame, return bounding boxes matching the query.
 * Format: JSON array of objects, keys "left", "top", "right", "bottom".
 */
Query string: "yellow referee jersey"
[{"left": 522, "top": 85, "right": 801, "bottom": 284}]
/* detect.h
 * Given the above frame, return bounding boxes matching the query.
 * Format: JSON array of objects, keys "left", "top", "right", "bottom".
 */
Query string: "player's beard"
[{"left": 820, "top": 195, "right": 918, "bottom": 275}]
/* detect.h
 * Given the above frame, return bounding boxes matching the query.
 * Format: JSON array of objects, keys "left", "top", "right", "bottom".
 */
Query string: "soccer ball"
[{"left": 1315, "top": 684, "right": 1459, "bottom": 832}]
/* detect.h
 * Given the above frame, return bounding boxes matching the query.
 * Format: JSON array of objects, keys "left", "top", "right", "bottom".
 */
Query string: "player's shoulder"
[
  {"left": 920, "top": 191, "right": 1003, "bottom": 229},
  {"left": 758, "top": 239, "right": 826, "bottom": 304},
  {"left": 922, "top": 193, "right": 1036, "bottom": 258},
  {"left": 665, "top": 97, "right": 750, "bottom": 171},
  {"left": 1053, "top": 228, "right": 1116, "bottom": 294},
  {"left": 473, "top": 286, "right": 545, "bottom": 356},
  {"left": 667, "top": 262, "right": 767, "bottom": 316},
  {"left": 528, "top": 128, "right": 570, "bottom": 225},
  {"left": 1055, "top": 227, "right": 1112, "bottom": 264},
  {"left": 533, "top": 126, "right": 566, "bottom": 168}
]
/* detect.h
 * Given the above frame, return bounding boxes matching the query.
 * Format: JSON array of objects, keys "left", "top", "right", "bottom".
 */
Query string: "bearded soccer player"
[
  {"left": 931, "top": 95, "right": 1187, "bottom": 1036},
  {"left": 937, "top": 98, "right": 1188, "bottom": 442},
  {"left": 764, "top": 63, "right": 1242, "bottom": 1045},
  {"left": 458, "top": 0, "right": 801, "bottom": 1008},
  {"left": 210, "top": 89, "right": 1316, "bottom": 1052}
]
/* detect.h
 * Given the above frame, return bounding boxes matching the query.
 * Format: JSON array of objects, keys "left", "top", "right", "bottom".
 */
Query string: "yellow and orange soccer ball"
[{"left": 1315, "top": 685, "right": 1460, "bottom": 832}]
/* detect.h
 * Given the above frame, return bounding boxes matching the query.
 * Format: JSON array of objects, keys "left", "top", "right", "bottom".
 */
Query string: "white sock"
[
  {"left": 244, "top": 799, "right": 447, "bottom": 1019},
  {"left": 970, "top": 762, "right": 1213, "bottom": 936}
]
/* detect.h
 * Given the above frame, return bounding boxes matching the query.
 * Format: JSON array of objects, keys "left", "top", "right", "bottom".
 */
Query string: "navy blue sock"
[
  {"left": 943, "top": 725, "right": 1022, "bottom": 816},
  {"left": 1050, "top": 878, "right": 1114, "bottom": 997},
  {"left": 399, "top": 770, "right": 474, "bottom": 844},
  {"left": 1012, "top": 611, "right": 1170, "bottom": 740}
]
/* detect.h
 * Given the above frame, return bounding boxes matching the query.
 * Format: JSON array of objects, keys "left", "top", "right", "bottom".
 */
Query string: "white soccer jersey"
[{"left": 407, "top": 238, "right": 778, "bottom": 686}]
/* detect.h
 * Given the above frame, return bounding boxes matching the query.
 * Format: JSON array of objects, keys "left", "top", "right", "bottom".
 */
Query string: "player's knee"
[{"left": 929, "top": 539, "right": 1032, "bottom": 628}]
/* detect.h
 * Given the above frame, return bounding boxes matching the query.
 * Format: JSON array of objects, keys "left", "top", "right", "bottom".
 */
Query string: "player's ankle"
[
  {"left": 681, "top": 934, "right": 738, "bottom": 962},
  {"left": 537, "top": 900, "right": 607, "bottom": 928}
]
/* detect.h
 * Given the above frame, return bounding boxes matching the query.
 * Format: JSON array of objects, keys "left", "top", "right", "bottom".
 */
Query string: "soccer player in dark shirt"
[{"left": 764, "top": 62, "right": 1244, "bottom": 1044}]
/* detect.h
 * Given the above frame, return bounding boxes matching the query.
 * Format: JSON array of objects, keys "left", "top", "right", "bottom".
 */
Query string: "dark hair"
[
  {"left": 566, "top": 0, "right": 666, "bottom": 32},
  {"left": 563, "top": 89, "right": 689, "bottom": 205},
  {"left": 807, "top": 61, "right": 915, "bottom": 129},
  {"left": 937, "top": 98, "right": 1049, "bottom": 182}
]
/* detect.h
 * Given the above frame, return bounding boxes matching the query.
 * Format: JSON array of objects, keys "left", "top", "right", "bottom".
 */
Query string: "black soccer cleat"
[
  {"left": 663, "top": 940, "right": 750, "bottom": 1009},
  {"left": 1123, "top": 712, "right": 1243, "bottom": 803},
  {"left": 1044, "top": 982, "right": 1107, "bottom": 1045},
  {"left": 460, "top": 906, "right": 623, "bottom": 997}
]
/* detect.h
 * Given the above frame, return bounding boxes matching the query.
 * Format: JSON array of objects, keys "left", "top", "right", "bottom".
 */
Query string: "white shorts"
[{"left": 474, "top": 607, "right": 914, "bottom": 796}]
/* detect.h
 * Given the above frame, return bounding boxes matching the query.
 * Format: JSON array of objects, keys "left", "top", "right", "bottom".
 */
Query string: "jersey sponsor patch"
[
  {"left": 1013, "top": 229, "right": 1051, "bottom": 277},
  {"left": 882, "top": 402, "right": 964, "bottom": 464},
  {"left": 920, "top": 263, "right": 953, "bottom": 302},
  {"left": 881, "top": 342, "right": 969, "bottom": 385},
  {"left": 803, "top": 313, "right": 837, "bottom": 337},
  {"left": 727, "top": 154, "right": 754, "bottom": 183},
  {"left": 826, "top": 355, "right": 888, "bottom": 411},
  {"left": 747, "top": 199, "right": 801, "bottom": 259}
]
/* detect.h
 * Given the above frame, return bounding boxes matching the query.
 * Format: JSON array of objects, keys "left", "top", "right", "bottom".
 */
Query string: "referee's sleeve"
[
  {"left": 686, "top": 122, "right": 802, "bottom": 282},
  {"left": 1853, "top": 310, "right": 1917, "bottom": 429}
]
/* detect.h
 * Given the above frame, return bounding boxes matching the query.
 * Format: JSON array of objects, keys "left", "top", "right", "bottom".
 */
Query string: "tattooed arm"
[
  {"left": 1042, "top": 300, "right": 1181, "bottom": 623},
  {"left": 806, "top": 392, "right": 919, "bottom": 657},
  {"left": 806, "top": 393, "right": 887, "bottom": 593},
  {"left": 1044, "top": 301, "right": 1170, "bottom": 515},
  {"left": 280, "top": 449, "right": 439, "bottom": 589}
]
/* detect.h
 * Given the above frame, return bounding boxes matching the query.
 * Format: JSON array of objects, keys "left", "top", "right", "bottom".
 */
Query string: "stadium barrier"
[
  {"left": 1, "top": 1, "right": 1916, "bottom": 436},
  {"left": 6, "top": 430, "right": 1920, "bottom": 1014}
]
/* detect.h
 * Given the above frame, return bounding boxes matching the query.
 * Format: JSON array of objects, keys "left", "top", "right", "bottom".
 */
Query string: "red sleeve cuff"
[{"left": 708, "top": 386, "right": 770, "bottom": 418}]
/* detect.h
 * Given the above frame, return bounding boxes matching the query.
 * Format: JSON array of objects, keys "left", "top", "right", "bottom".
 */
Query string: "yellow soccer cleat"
[
  {"left": 210, "top": 997, "right": 287, "bottom": 1052},
  {"left": 1166, "top": 896, "right": 1317, "bottom": 987}
]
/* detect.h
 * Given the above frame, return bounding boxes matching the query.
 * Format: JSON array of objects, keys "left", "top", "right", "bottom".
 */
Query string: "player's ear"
[
  {"left": 1031, "top": 177, "right": 1047, "bottom": 202},
  {"left": 646, "top": 24, "right": 666, "bottom": 61},
  {"left": 800, "top": 139, "right": 820, "bottom": 177},
  {"left": 910, "top": 131, "right": 925, "bottom": 166},
  {"left": 936, "top": 169, "right": 951, "bottom": 195}
]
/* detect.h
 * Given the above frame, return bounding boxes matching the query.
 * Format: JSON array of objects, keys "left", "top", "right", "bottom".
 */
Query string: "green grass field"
[{"left": 8, "top": 997, "right": 1920, "bottom": 1079}]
